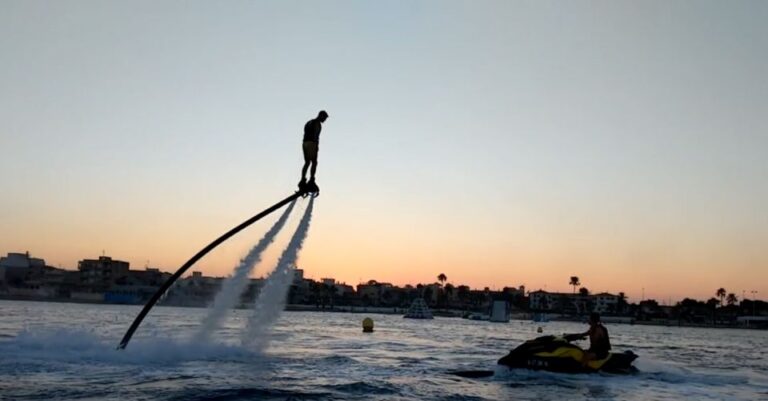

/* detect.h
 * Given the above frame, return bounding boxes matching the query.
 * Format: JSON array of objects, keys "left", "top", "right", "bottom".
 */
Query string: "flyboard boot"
[{"left": 305, "top": 178, "right": 320, "bottom": 197}]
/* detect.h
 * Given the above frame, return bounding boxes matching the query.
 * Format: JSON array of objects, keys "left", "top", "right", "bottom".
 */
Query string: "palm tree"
[
  {"left": 569, "top": 276, "right": 580, "bottom": 294},
  {"left": 437, "top": 273, "right": 447, "bottom": 286},
  {"left": 726, "top": 293, "right": 738, "bottom": 306},
  {"left": 716, "top": 288, "right": 726, "bottom": 307},
  {"left": 707, "top": 297, "right": 719, "bottom": 325}
]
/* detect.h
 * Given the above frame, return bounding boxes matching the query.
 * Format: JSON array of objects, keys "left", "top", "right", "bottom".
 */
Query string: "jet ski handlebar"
[{"left": 563, "top": 333, "right": 587, "bottom": 342}]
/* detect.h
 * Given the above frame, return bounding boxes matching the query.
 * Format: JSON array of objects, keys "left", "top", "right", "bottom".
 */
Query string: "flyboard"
[
  {"left": 117, "top": 183, "right": 319, "bottom": 350},
  {"left": 298, "top": 178, "right": 319, "bottom": 197}
]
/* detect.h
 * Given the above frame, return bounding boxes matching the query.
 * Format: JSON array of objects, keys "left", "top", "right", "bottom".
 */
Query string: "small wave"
[
  {"left": 1, "top": 328, "right": 261, "bottom": 365},
  {"left": 440, "top": 395, "right": 492, "bottom": 401},
  {"left": 317, "top": 354, "right": 359, "bottom": 365},
  {"left": 395, "top": 356, "right": 426, "bottom": 367},
  {"left": 635, "top": 357, "right": 753, "bottom": 387},
  {"left": 165, "top": 387, "right": 332, "bottom": 401},
  {"left": 129, "top": 374, "right": 198, "bottom": 386},
  {"left": 642, "top": 370, "right": 750, "bottom": 386},
  {"left": 323, "top": 380, "right": 399, "bottom": 395}
]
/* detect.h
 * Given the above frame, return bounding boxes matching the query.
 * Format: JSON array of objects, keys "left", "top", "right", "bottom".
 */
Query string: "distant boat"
[
  {"left": 404, "top": 298, "right": 433, "bottom": 319},
  {"left": 489, "top": 300, "right": 510, "bottom": 323}
]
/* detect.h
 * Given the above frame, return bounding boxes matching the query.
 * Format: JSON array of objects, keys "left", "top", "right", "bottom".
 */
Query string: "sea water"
[{"left": 0, "top": 300, "right": 766, "bottom": 400}]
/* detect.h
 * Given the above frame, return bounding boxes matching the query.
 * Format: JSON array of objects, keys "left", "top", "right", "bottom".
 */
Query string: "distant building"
[
  {"left": 357, "top": 280, "right": 395, "bottom": 306},
  {"left": 0, "top": 252, "right": 46, "bottom": 286},
  {"left": 529, "top": 290, "right": 621, "bottom": 315},
  {"left": 78, "top": 256, "right": 129, "bottom": 290},
  {"left": 124, "top": 267, "right": 170, "bottom": 287},
  {"left": 239, "top": 278, "right": 265, "bottom": 304},
  {"left": 736, "top": 316, "right": 768, "bottom": 329},
  {"left": 592, "top": 292, "right": 620, "bottom": 314},
  {"left": 0, "top": 252, "right": 75, "bottom": 299},
  {"left": 321, "top": 278, "right": 335, "bottom": 286},
  {"left": 293, "top": 269, "right": 305, "bottom": 283},
  {"left": 317, "top": 278, "right": 355, "bottom": 298},
  {"left": 502, "top": 286, "right": 525, "bottom": 297},
  {"left": 528, "top": 290, "right": 558, "bottom": 311},
  {"left": 529, "top": 290, "right": 573, "bottom": 313},
  {"left": 0, "top": 252, "right": 45, "bottom": 269},
  {"left": 105, "top": 267, "right": 173, "bottom": 304},
  {"left": 163, "top": 271, "right": 223, "bottom": 307},
  {"left": 333, "top": 282, "right": 355, "bottom": 297}
]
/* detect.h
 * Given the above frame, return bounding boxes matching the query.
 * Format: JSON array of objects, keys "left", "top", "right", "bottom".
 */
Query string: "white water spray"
[
  {"left": 192, "top": 200, "right": 297, "bottom": 343},
  {"left": 242, "top": 197, "right": 315, "bottom": 350}
]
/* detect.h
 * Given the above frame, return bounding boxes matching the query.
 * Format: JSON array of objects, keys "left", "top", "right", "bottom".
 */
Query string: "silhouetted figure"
[
  {"left": 572, "top": 312, "right": 612, "bottom": 366},
  {"left": 299, "top": 110, "right": 328, "bottom": 191}
]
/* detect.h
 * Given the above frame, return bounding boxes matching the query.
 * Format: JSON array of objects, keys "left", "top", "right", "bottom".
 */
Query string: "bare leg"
[
  {"left": 310, "top": 160, "right": 317, "bottom": 181},
  {"left": 301, "top": 161, "right": 310, "bottom": 181}
]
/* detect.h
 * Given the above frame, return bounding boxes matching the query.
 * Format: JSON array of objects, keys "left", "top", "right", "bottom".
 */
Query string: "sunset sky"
[{"left": 1, "top": 1, "right": 766, "bottom": 303}]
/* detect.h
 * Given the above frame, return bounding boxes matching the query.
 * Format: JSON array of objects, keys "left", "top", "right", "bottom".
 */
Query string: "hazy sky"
[{"left": 1, "top": 1, "right": 766, "bottom": 302}]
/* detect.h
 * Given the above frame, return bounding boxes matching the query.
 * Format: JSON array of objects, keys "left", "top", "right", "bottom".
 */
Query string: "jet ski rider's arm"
[{"left": 563, "top": 332, "right": 588, "bottom": 342}]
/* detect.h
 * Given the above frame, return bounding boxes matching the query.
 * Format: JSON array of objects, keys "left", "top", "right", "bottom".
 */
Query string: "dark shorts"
[
  {"left": 303, "top": 141, "right": 318, "bottom": 161},
  {"left": 589, "top": 348, "right": 610, "bottom": 360}
]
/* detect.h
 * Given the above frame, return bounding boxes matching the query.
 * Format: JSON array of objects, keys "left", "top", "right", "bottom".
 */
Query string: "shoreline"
[{"left": 1, "top": 297, "right": 763, "bottom": 330}]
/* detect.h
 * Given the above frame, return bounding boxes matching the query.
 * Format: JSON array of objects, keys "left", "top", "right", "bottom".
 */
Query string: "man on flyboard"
[{"left": 299, "top": 110, "right": 328, "bottom": 195}]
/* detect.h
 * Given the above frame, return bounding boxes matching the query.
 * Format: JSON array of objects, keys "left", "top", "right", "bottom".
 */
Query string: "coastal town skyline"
[
  {"left": 2, "top": 249, "right": 767, "bottom": 332},
  {"left": 3, "top": 246, "right": 768, "bottom": 335},
  {"left": 0, "top": 249, "right": 761, "bottom": 305},
  {"left": 2, "top": 2, "right": 767, "bottom": 304}
]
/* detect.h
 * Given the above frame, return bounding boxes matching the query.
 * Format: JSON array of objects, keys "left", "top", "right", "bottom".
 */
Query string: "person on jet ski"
[{"left": 574, "top": 312, "right": 611, "bottom": 366}]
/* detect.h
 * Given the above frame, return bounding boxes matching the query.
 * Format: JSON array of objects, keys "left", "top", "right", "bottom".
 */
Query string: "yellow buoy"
[{"left": 362, "top": 317, "right": 374, "bottom": 333}]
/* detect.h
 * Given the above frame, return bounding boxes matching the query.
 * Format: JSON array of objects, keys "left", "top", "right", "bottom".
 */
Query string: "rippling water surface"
[{"left": 1, "top": 300, "right": 766, "bottom": 400}]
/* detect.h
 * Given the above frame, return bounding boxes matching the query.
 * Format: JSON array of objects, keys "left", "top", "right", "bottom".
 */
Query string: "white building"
[
  {"left": 592, "top": 293, "right": 620, "bottom": 314},
  {"left": 0, "top": 252, "right": 46, "bottom": 269},
  {"left": 528, "top": 290, "right": 562, "bottom": 311},
  {"left": 529, "top": 290, "right": 621, "bottom": 314},
  {"left": 0, "top": 252, "right": 47, "bottom": 285}
]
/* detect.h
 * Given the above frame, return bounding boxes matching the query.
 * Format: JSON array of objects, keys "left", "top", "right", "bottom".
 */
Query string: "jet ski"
[{"left": 497, "top": 333, "right": 638, "bottom": 374}]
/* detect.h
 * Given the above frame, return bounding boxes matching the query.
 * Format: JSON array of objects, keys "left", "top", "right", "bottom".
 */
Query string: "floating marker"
[{"left": 362, "top": 317, "right": 374, "bottom": 333}]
